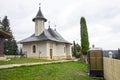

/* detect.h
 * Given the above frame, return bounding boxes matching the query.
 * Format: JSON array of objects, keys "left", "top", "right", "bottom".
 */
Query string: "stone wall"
[{"left": 104, "top": 58, "right": 120, "bottom": 80}]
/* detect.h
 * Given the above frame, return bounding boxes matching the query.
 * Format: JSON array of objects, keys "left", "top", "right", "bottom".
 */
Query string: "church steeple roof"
[{"left": 32, "top": 7, "right": 47, "bottom": 22}]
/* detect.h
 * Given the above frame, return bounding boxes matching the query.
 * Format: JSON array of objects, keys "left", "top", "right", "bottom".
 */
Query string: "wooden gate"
[{"left": 88, "top": 49, "right": 103, "bottom": 77}]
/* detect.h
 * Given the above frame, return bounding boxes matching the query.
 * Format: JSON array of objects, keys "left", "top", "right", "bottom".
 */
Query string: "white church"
[{"left": 19, "top": 6, "right": 72, "bottom": 60}]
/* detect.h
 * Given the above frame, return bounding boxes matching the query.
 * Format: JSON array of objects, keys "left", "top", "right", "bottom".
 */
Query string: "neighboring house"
[
  {"left": 0, "top": 23, "right": 12, "bottom": 60},
  {"left": 19, "top": 6, "right": 72, "bottom": 59}
]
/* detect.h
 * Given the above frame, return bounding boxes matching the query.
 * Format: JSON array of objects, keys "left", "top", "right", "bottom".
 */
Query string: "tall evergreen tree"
[
  {"left": 2, "top": 16, "right": 18, "bottom": 55},
  {"left": 80, "top": 17, "right": 89, "bottom": 62},
  {"left": 73, "top": 41, "right": 77, "bottom": 57},
  {"left": 2, "top": 16, "right": 10, "bottom": 32}
]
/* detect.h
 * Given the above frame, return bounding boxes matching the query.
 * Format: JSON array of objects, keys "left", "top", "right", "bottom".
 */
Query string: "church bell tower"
[{"left": 32, "top": 5, "right": 47, "bottom": 36}]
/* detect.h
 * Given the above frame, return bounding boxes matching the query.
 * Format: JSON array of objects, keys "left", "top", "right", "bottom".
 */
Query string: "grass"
[
  {"left": 0, "top": 62, "right": 100, "bottom": 80},
  {"left": 0, "top": 58, "right": 53, "bottom": 65}
]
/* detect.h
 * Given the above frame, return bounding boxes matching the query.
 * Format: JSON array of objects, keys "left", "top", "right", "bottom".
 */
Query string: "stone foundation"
[{"left": 27, "top": 55, "right": 72, "bottom": 60}]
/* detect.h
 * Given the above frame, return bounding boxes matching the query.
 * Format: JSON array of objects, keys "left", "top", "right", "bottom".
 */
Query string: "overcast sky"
[{"left": 0, "top": 0, "right": 120, "bottom": 50}]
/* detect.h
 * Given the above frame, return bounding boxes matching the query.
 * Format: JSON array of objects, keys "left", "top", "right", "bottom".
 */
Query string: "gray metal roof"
[
  {"left": 19, "top": 28, "right": 70, "bottom": 44},
  {"left": 32, "top": 7, "right": 47, "bottom": 22}
]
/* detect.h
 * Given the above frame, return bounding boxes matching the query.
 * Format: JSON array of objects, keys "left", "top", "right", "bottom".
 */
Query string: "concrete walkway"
[{"left": 0, "top": 60, "right": 72, "bottom": 69}]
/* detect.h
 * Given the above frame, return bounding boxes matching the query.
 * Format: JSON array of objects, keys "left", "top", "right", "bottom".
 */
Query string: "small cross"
[
  {"left": 48, "top": 21, "right": 50, "bottom": 28},
  {"left": 39, "top": 3, "right": 41, "bottom": 8}
]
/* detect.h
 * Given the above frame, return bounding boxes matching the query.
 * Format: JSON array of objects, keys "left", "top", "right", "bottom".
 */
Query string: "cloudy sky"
[{"left": 0, "top": 0, "right": 120, "bottom": 50}]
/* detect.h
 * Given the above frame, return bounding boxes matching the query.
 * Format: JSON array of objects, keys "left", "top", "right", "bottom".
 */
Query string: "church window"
[{"left": 33, "top": 45, "right": 36, "bottom": 53}]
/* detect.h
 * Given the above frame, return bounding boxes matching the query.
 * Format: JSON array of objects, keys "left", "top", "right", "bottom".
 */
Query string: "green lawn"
[
  {"left": 0, "top": 62, "right": 99, "bottom": 80},
  {"left": 0, "top": 58, "right": 53, "bottom": 65}
]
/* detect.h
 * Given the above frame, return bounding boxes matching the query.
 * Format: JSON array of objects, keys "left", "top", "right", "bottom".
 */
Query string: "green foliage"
[
  {"left": 0, "top": 22, "right": 4, "bottom": 29},
  {"left": 72, "top": 41, "right": 81, "bottom": 58},
  {"left": 80, "top": 17, "right": 89, "bottom": 55},
  {"left": 73, "top": 41, "right": 77, "bottom": 57},
  {"left": 1, "top": 16, "right": 18, "bottom": 55},
  {"left": 0, "top": 62, "right": 99, "bottom": 80},
  {"left": 4, "top": 38, "right": 18, "bottom": 55},
  {"left": 2, "top": 16, "right": 10, "bottom": 32}
]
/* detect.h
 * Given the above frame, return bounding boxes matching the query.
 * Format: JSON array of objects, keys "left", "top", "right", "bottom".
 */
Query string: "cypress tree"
[
  {"left": 2, "top": 16, "right": 18, "bottom": 55},
  {"left": 80, "top": 17, "right": 89, "bottom": 55}
]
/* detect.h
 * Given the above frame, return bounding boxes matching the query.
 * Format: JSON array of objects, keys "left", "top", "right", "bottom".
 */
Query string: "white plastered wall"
[
  {"left": 22, "top": 41, "right": 72, "bottom": 59},
  {"left": 55, "top": 43, "right": 66, "bottom": 56},
  {"left": 35, "top": 20, "right": 45, "bottom": 36},
  {"left": 66, "top": 44, "right": 72, "bottom": 58},
  {"left": 46, "top": 41, "right": 67, "bottom": 59},
  {"left": 22, "top": 41, "right": 48, "bottom": 58}
]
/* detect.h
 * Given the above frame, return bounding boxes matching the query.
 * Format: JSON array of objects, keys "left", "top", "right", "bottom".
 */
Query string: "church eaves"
[{"left": 19, "top": 28, "right": 71, "bottom": 44}]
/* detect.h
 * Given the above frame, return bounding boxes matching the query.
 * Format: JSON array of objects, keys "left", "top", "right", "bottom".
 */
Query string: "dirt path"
[{"left": 0, "top": 60, "right": 72, "bottom": 69}]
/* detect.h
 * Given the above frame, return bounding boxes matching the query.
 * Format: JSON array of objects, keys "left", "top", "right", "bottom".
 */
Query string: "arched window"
[{"left": 33, "top": 45, "right": 36, "bottom": 53}]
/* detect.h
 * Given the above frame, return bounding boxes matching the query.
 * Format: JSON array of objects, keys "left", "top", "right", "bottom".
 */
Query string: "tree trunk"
[
  {"left": 84, "top": 55, "right": 88, "bottom": 64},
  {"left": 80, "top": 54, "right": 84, "bottom": 62},
  {"left": 80, "top": 54, "right": 88, "bottom": 64}
]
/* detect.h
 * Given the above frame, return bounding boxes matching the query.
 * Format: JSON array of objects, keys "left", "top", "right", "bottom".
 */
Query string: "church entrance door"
[{"left": 50, "top": 49, "right": 53, "bottom": 59}]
